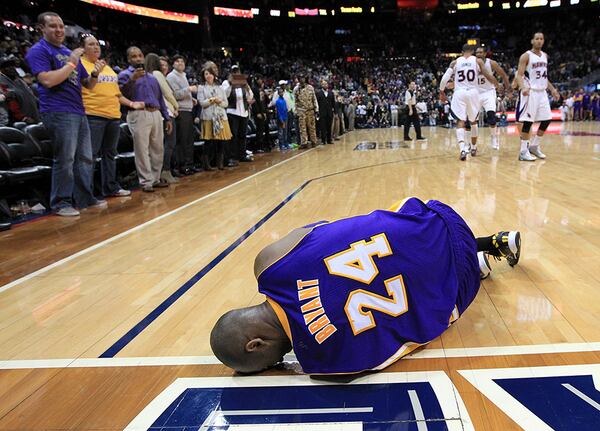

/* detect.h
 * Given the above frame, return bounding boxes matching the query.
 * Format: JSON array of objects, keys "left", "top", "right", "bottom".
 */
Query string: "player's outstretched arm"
[
  {"left": 254, "top": 227, "right": 313, "bottom": 278},
  {"left": 491, "top": 60, "right": 511, "bottom": 95}
]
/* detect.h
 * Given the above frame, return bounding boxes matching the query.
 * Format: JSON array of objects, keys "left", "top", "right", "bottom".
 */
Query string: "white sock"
[
  {"left": 457, "top": 128, "right": 466, "bottom": 150},
  {"left": 491, "top": 128, "right": 497, "bottom": 143},
  {"left": 531, "top": 135, "right": 542, "bottom": 148},
  {"left": 520, "top": 139, "right": 529, "bottom": 152}
]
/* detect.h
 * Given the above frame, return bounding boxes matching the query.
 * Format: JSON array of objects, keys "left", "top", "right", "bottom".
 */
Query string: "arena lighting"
[
  {"left": 457, "top": 2, "right": 480, "bottom": 9},
  {"left": 213, "top": 7, "right": 253, "bottom": 18},
  {"left": 270, "top": 9, "right": 281, "bottom": 16},
  {"left": 523, "top": 0, "right": 548, "bottom": 7},
  {"left": 467, "top": 38, "right": 480, "bottom": 45},
  {"left": 251, "top": 8, "right": 259, "bottom": 15},
  {"left": 319, "top": 9, "right": 328, "bottom": 15},
  {"left": 295, "top": 8, "right": 318, "bottom": 16},
  {"left": 371, "top": 6, "right": 375, "bottom": 12},
  {"left": 502, "top": 2, "right": 511, "bottom": 7},
  {"left": 341, "top": 6, "right": 363, "bottom": 13},
  {"left": 570, "top": 0, "right": 579, "bottom": 3},
  {"left": 288, "top": 11, "right": 296, "bottom": 17},
  {"left": 549, "top": 0, "right": 561, "bottom": 4},
  {"left": 397, "top": 0, "right": 439, "bottom": 8},
  {"left": 78, "top": 0, "right": 199, "bottom": 23}
]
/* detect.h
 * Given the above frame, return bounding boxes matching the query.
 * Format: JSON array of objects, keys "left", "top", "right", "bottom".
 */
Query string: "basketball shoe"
[
  {"left": 491, "top": 231, "right": 521, "bottom": 267},
  {"left": 529, "top": 145, "right": 546, "bottom": 159},
  {"left": 519, "top": 150, "right": 536, "bottom": 162}
]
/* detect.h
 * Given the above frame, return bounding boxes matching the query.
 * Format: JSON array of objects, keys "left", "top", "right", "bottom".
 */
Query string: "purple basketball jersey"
[{"left": 258, "top": 198, "right": 480, "bottom": 374}]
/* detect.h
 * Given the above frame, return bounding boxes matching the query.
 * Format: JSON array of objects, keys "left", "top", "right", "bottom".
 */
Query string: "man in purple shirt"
[
  {"left": 118, "top": 46, "right": 172, "bottom": 192},
  {"left": 26, "top": 11, "right": 106, "bottom": 216}
]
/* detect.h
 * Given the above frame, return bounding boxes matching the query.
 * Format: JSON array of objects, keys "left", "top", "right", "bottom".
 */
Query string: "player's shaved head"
[
  {"left": 210, "top": 303, "right": 291, "bottom": 374},
  {"left": 462, "top": 44, "right": 475, "bottom": 53}
]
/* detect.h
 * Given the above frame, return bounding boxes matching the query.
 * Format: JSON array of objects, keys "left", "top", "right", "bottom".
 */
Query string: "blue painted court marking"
[
  {"left": 124, "top": 372, "right": 472, "bottom": 430},
  {"left": 100, "top": 153, "right": 454, "bottom": 358},
  {"left": 100, "top": 180, "right": 312, "bottom": 358}
]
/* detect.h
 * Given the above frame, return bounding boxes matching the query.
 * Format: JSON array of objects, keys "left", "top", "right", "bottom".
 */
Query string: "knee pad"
[
  {"left": 538, "top": 120, "right": 551, "bottom": 131},
  {"left": 486, "top": 111, "right": 497, "bottom": 126},
  {"left": 521, "top": 121, "right": 533, "bottom": 134},
  {"left": 470, "top": 124, "right": 478, "bottom": 138}
]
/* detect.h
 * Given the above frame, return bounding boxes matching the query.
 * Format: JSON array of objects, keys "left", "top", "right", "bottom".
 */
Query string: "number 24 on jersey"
[{"left": 324, "top": 233, "right": 409, "bottom": 335}]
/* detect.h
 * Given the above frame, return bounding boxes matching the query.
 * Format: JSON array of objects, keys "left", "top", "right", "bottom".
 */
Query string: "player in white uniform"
[
  {"left": 439, "top": 44, "right": 498, "bottom": 161},
  {"left": 475, "top": 47, "right": 511, "bottom": 150},
  {"left": 515, "top": 32, "right": 560, "bottom": 161}
]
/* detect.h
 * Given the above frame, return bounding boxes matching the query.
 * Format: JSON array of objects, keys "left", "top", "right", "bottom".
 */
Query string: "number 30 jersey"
[
  {"left": 454, "top": 55, "right": 480, "bottom": 91},
  {"left": 257, "top": 198, "right": 481, "bottom": 374}
]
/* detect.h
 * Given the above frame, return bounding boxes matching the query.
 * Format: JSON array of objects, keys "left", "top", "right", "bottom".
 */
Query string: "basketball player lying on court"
[{"left": 211, "top": 198, "right": 521, "bottom": 375}]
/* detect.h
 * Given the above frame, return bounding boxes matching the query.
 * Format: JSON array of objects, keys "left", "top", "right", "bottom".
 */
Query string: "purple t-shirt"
[{"left": 25, "top": 38, "right": 88, "bottom": 115}]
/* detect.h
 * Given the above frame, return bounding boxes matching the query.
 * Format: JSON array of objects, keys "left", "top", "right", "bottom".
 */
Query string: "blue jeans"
[
  {"left": 278, "top": 124, "right": 288, "bottom": 148},
  {"left": 87, "top": 115, "right": 122, "bottom": 197},
  {"left": 41, "top": 112, "right": 96, "bottom": 210}
]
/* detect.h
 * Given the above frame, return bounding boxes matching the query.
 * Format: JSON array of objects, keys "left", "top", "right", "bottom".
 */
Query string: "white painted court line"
[
  {"left": 408, "top": 390, "right": 429, "bottom": 431},
  {"left": 562, "top": 383, "right": 600, "bottom": 411},
  {"left": 3, "top": 341, "right": 600, "bottom": 370},
  {"left": 219, "top": 408, "right": 374, "bottom": 415},
  {"left": 0, "top": 150, "right": 312, "bottom": 294}
]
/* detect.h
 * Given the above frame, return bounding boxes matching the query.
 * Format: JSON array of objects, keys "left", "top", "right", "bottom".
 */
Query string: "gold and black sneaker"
[{"left": 492, "top": 231, "right": 521, "bottom": 267}]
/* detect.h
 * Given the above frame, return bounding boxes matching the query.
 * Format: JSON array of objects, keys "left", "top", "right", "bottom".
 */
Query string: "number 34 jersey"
[{"left": 257, "top": 198, "right": 481, "bottom": 374}]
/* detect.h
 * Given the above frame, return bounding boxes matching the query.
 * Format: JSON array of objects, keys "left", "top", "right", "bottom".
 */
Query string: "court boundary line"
[
  {"left": 0, "top": 150, "right": 313, "bottom": 294},
  {"left": 2, "top": 342, "right": 600, "bottom": 369}
]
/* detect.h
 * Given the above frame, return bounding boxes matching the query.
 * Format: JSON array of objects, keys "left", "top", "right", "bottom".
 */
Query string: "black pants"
[
  {"left": 163, "top": 117, "right": 176, "bottom": 171},
  {"left": 254, "top": 115, "right": 268, "bottom": 151},
  {"left": 227, "top": 114, "right": 249, "bottom": 160},
  {"left": 319, "top": 112, "right": 333, "bottom": 144},
  {"left": 404, "top": 109, "right": 422, "bottom": 140},
  {"left": 175, "top": 111, "right": 194, "bottom": 169}
]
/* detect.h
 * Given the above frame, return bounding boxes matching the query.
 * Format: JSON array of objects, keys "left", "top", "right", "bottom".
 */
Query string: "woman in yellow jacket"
[{"left": 80, "top": 35, "right": 144, "bottom": 197}]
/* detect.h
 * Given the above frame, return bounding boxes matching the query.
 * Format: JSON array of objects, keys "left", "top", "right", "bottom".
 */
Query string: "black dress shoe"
[
  {"left": 240, "top": 156, "right": 253, "bottom": 162},
  {"left": 172, "top": 170, "right": 184, "bottom": 178},
  {"left": 182, "top": 168, "right": 194, "bottom": 176},
  {"left": 226, "top": 159, "right": 239, "bottom": 167},
  {"left": 192, "top": 166, "right": 204, "bottom": 173},
  {"left": 0, "top": 222, "right": 11, "bottom": 231}
]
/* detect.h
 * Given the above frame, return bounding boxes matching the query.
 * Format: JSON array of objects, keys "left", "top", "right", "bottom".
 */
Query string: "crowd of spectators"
[{"left": 0, "top": 4, "right": 599, "bottom": 220}]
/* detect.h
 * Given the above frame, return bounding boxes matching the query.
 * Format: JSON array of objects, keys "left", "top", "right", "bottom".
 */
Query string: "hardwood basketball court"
[{"left": 1, "top": 122, "right": 599, "bottom": 430}]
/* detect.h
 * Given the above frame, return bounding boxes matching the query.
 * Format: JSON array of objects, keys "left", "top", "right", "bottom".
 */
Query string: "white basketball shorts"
[
  {"left": 478, "top": 89, "right": 497, "bottom": 112},
  {"left": 516, "top": 89, "right": 552, "bottom": 122},
  {"left": 450, "top": 88, "right": 480, "bottom": 122}
]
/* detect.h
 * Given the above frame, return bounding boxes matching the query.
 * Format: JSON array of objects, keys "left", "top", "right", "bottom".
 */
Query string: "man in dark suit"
[{"left": 315, "top": 79, "right": 335, "bottom": 145}]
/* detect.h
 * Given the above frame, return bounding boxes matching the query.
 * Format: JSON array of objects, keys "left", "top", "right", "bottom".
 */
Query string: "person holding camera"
[
  {"left": 221, "top": 65, "right": 254, "bottom": 166},
  {"left": 118, "top": 46, "right": 173, "bottom": 193}
]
